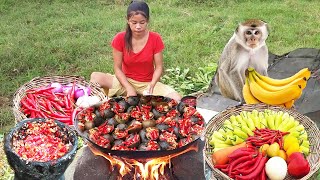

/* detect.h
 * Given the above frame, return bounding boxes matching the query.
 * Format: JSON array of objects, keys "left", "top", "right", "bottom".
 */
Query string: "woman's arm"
[
  {"left": 148, "top": 51, "right": 164, "bottom": 94},
  {"left": 113, "top": 48, "right": 137, "bottom": 96}
]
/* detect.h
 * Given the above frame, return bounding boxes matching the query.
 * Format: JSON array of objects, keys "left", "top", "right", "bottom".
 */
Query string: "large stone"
[{"left": 287, "top": 48, "right": 320, "bottom": 58}]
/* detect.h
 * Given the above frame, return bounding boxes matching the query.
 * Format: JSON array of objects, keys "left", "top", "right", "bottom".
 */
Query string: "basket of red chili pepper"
[
  {"left": 204, "top": 103, "right": 320, "bottom": 180},
  {"left": 12, "top": 75, "right": 106, "bottom": 124},
  {"left": 4, "top": 118, "right": 78, "bottom": 180}
]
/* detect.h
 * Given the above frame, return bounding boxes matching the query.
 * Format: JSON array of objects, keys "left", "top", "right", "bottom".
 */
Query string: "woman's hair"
[{"left": 125, "top": 1, "right": 150, "bottom": 52}]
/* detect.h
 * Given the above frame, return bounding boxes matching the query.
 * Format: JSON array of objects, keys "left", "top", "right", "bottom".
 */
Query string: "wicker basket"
[
  {"left": 12, "top": 75, "right": 106, "bottom": 123},
  {"left": 204, "top": 103, "right": 320, "bottom": 180}
]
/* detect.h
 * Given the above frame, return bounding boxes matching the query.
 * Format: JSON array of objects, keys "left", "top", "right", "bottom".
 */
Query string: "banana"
[
  {"left": 251, "top": 71, "right": 308, "bottom": 91},
  {"left": 230, "top": 115, "right": 240, "bottom": 126},
  {"left": 251, "top": 67, "right": 311, "bottom": 86},
  {"left": 266, "top": 113, "right": 276, "bottom": 130},
  {"left": 259, "top": 112, "right": 268, "bottom": 128},
  {"left": 209, "top": 132, "right": 228, "bottom": 147},
  {"left": 250, "top": 114, "right": 261, "bottom": 129},
  {"left": 223, "top": 119, "right": 232, "bottom": 125},
  {"left": 277, "top": 113, "right": 291, "bottom": 131},
  {"left": 241, "top": 125, "right": 254, "bottom": 136},
  {"left": 224, "top": 135, "right": 233, "bottom": 145},
  {"left": 212, "top": 131, "right": 226, "bottom": 141},
  {"left": 252, "top": 109, "right": 259, "bottom": 116},
  {"left": 243, "top": 77, "right": 261, "bottom": 104},
  {"left": 248, "top": 72, "right": 302, "bottom": 105},
  {"left": 223, "top": 124, "right": 234, "bottom": 132},
  {"left": 299, "top": 146, "right": 310, "bottom": 156},
  {"left": 230, "top": 135, "right": 245, "bottom": 145},
  {"left": 284, "top": 100, "right": 295, "bottom": 109},
  {"left": 274, "top": 111, "right": 284, "bottom": 129},
  {"left": 214, "top": 142, "right": 233, "bottom": 148},
  {"left": 300, "top": 140, "right": 310, "bottom": 148},
  {"left": 299, "top": 131, "right": 308, "bottom": 141},
  {"left": 281, "top": 116, "right": 296, "bottom": 132},
  {"left": 233, "top": 127, "right": 248, "bottom": 139},
  {"left": 288, "top": 124, "right": 305, "bottom": 133},
  {"left": 240, "top": 111, "right": 256, "bottom": 130},
  {"left": 235, "top": 115, "right": 249, "bottom": 128}
]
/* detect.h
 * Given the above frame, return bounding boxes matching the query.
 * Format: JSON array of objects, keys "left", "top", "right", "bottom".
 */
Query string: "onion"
[
  {"left": 74, "top": 86, "right": 91, "bottom": 99},
  {"left": 62, "top": 86, "right": 72, "bottom": 94},
  {"left": 74, "top": 89, "right": 84, "bottom": 99},
  {"left": 62, "top": 84, "right": 79, "bottom": 94},
  {"left": 76, "top": 95, "right": 100, "bottom": 108},
  {"left": 50, "top": 83, "right": 63, "bottom": 93},
  {"left": 265, "top": 156, "right": 287, "bottom": 180}
]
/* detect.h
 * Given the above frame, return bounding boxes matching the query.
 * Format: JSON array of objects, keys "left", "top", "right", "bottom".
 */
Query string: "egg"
[{"left": 265, "top": 156, "right": 287, "bottom": 180}]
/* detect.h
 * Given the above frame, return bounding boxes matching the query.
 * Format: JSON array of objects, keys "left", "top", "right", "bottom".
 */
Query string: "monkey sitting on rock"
[{"left": 215, "top": 19, "right": 269, "bottom": 102}]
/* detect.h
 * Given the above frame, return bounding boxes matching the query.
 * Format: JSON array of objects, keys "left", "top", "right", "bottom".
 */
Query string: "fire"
[{"left": 88, "top": 142, "right": 198, "bottom": 180}]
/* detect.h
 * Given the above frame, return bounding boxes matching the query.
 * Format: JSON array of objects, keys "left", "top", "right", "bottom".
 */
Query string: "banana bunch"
[
  {"left": 243, "top": 67, "right": 311, "bottom": 108},
  {"left": 209, "top": 110, "right": 310, "bottom": 155}
]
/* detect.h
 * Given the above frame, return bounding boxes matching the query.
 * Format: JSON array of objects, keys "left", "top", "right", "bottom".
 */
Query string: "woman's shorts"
[{"left": 108, "top": 76, "right": 177, "bottom": 97}]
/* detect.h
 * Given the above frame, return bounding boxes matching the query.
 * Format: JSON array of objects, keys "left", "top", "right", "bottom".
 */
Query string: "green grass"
[{"left": 0, "top": 0, "right": 320, "bottom": 178}]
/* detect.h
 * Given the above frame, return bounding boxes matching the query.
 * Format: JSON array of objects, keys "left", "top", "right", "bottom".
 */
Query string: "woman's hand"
[
  {"left": 126, "top": 86, "right": 137, "bottom": 97},
  {"left": 143, "top": 84, "right": 154, "bottom": 95},
  {"left": 148, "top": 83, "right": 155, "bottom": 94}
]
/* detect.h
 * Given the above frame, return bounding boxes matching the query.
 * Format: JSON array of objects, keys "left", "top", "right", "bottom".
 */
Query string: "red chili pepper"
[
  {"left": 50, "top": 111, "right": 69, "bottom": 118},
  {"left": 50, "top": 100, "right": 65, "bottom": 113},
  {"left": 228, "top": 147, "right": 255, "bottom": 159},
  {"left": 52, "top": 117, "right": 71, "bottom": 123},
  {"left": 233, "top": 154, "right": 257, "bottom": 171},
  {"left": 26, "top": 86, "right": 54, "bottom": 94},
  {"left": 20, "top": 99, "right": 40, "bottom": 112},
  {"left": 26, "top": 93, "right": 36, "bottom": 103},
  {"left": 69, "top": 81, "right": 76, "bottom": 102},
  {"left": 270, "top": 135, "right": 277, "bottom": 144},
  {"left": 65, "top": 96, "right": 71, "bottom": 109},
  {"left": 228, "top": 155, "right": 254, "bottom": 177},
  {"left": 259, "top": 165, "right": 266, "bottom": 180},
  {"left": 214, "top": 164, "right": 229, "bottom": 169},
  {"left": 235, "top": 156, "right": 268, "bottom": 180},
  {"left": 221, "top": 166, "right": 229, "bottom": 173},
  {"left": 25, "top": 96, "right": 38, "bottom": 109},
  {"left": 236, "top": 153, "right": 262, "bottom": 175}
]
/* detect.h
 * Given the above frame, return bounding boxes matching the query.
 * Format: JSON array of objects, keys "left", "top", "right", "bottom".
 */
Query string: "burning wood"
[{"left": 88, "top": 141, "right": 198, "bottom": 180}]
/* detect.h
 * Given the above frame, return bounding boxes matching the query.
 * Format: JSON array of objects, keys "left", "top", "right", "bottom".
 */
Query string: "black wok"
[{"left": 73, "top": 95, "right": 204, "bottom": 159}]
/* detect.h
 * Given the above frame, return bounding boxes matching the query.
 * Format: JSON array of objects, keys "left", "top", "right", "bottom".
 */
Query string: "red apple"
[{"left": 287, "top": 152, "right": 310, "bottom": 179}]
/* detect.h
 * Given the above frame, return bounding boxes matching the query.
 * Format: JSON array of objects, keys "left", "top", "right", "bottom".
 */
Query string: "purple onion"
[{"left": 50, "top": 83, "right": 63, "bottom": 93}]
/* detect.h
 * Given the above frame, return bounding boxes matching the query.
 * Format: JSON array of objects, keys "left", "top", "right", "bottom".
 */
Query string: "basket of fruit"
[
  {"left": 205, "top": 103, "right": 320, "bottom": 180},
  {"left": 12, "top": 75, "right": 106, "bottom": 124}
]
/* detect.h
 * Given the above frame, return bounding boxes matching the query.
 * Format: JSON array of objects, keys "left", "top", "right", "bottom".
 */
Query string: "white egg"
[{"left": 265, "top": 156, "right": 287, "bottom": 180}]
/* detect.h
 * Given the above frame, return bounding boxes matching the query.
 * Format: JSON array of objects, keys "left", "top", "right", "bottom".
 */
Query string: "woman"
[{"left": 90, "top": 0, "right": 181, "bottom": 101}]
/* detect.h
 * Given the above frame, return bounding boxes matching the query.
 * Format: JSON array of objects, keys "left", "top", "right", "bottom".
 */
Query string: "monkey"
[{"left": 215, "top": 19, "right": 269, "bottom": 102}]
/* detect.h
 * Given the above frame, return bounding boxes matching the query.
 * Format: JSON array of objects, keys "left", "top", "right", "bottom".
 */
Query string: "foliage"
[
  {"left": 161, "top": 63, "right": 216, "bottom": 96},
  {"left": 0, "top": 134, "right": 14, "bottom": 180}
]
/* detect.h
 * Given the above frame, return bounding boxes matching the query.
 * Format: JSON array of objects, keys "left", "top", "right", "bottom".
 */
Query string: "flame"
[{"left": 88, "top": 142, "right": 198, "bottom": 180}]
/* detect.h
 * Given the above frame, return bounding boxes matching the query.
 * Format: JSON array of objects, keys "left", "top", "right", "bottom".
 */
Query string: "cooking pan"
[{"left": 73, "top": 95, "right": 204, "bottom": 159}]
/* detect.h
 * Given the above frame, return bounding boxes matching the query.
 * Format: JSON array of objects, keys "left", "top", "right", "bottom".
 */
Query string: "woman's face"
[{"left": 127, "top": 13, "right": 148, "bottom": 35}]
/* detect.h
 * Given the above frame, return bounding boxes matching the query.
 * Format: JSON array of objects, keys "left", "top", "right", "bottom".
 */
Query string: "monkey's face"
[
  {"left": 244, "top": 28, "right": 262, "bottom": 48},
  {"left": 235, "top": 19, "right": 269, "bottom": 50}
]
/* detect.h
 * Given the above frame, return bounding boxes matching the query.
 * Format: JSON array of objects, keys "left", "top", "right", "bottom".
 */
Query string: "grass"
[{"left": 0, "top": 0, "right": 320, "bottom": 179}]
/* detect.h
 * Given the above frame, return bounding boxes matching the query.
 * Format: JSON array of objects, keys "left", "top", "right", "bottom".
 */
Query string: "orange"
[
  {"left": 278, "top": 150, "right": 287, "bottom": 161},
  {"left": 286, "top": 142, "right": 301, "bottom": 157},
  {"left": 267, "top": 142, "right": 280, "bottom": 157},
  {"left": 259, "top": 144, "right": 270, "bottom": 156}
]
